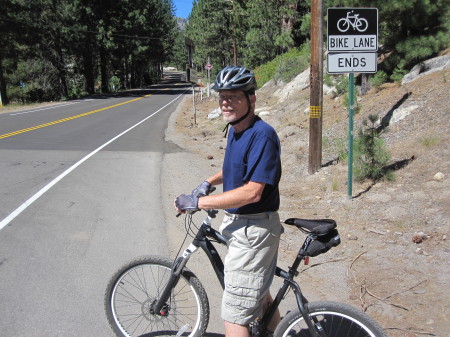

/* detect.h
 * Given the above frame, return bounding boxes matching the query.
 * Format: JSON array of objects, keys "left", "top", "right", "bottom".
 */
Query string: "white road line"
[
  {"left": 9, "top": 101, "right": 82, "bottom": 116},
  {"left": 0, "top": 92, "right": 185, "bottom": 231}
]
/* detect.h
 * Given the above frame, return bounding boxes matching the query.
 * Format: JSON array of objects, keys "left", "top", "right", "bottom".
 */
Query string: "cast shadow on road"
[{"left": 84, "top": 72, "right": 195, "bottom": 100}]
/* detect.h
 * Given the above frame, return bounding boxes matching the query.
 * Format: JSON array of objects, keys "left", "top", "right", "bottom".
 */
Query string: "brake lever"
[{"left": 175, "top": 186, "right": 217, "bottom": 217}]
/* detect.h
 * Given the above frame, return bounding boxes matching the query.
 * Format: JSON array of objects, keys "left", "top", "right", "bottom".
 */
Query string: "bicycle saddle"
[{"left": 284, "top": 218, "right": 336, "bottom": 235}]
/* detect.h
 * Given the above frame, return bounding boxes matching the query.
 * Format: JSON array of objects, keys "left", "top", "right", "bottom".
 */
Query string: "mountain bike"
[{"left": 104, "top": 205, "right": 387, "bottom": 337}]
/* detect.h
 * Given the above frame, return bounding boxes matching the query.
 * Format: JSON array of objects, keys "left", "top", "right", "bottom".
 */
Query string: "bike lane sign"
[{"left": 327, "top": 8, "right": 378, "bottom": 52}]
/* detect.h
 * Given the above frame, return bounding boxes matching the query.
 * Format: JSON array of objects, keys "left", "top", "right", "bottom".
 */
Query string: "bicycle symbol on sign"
[{"left": 337, "top": 10, "right": 368, "bottom": 32}]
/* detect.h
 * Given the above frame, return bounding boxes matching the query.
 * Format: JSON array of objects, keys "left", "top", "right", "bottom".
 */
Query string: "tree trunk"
[
  {"left": 82, "top": 48, "right": 95, "bottom": 94},
  {"left": 130, "top": 57, "right": 136, "bottom": 88},
  {"left": 100, "top": 45, "right": 108, "bottom": 93},
  {"left": 360, "top": 73, "right": 371, "bottom": 96},
  {"left": 0, "top": 55, "right": 9, "bottom": 105},
  {"left": 55, "top": 34, "right": 69, "bottom": 98}
]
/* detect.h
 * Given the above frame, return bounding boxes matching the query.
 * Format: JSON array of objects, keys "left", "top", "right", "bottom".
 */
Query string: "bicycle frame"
[{"left": 153, "top": 212, "right": 325, "bottom": 337}]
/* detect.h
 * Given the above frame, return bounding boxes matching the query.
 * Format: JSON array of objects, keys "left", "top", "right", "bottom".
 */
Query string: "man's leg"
[
  {"left": 264, "top": 292, "right": 281, "bottom": 332},
  {"left": 223, "top": 292, "right": 280, "bottom": 337},
  {"left": 224, "top": 321, "right": 250, "bottom": 337}
]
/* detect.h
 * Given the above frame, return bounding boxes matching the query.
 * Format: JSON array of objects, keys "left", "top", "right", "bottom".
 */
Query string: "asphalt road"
[{"left": 0, "top": 73, "right": 192, "bottom": 336}]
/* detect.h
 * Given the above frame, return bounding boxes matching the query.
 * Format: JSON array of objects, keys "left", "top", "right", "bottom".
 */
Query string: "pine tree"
[{"left": 354, "top": 114, "right": 393, "bottom": 182}]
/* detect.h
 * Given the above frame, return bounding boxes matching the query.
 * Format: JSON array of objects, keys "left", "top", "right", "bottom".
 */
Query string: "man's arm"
[
  {"left": 206, "top": 170, "right": 223, "bottom": 186},
  {"left": 198, "top": 181, "right": 265, "bottom": 210}
]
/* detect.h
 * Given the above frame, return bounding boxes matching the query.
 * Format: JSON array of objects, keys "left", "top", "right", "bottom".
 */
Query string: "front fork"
[
  {"left": 151, "top": 243, "right": 199, "bottom": 316},
  {"left": 290, "top": 281, "right": 327, "bottom": 337}
]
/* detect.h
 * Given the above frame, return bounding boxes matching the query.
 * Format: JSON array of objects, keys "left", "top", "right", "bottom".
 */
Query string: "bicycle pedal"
[{"left": 304, "top": 256, "right": 309, "bottom": 265}]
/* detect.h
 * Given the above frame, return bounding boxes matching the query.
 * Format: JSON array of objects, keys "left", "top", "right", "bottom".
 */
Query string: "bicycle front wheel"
[
  {"left": 274, "top": 301, "right": 387, "bottom": 337},
  {"left": 105, "top": 256, "right": 210, "bottom": 337}
]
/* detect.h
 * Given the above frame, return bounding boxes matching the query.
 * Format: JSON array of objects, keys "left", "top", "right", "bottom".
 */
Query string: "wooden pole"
[{"left": 308, "top": 0, "right": 324, "bottom": 174}]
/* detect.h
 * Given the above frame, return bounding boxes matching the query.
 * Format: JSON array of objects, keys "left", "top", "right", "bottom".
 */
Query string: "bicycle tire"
[
  {"left": 105, "top": 256, "right": 210, "bottom": 337},
  {"left": 356, "top": 18, "right": 369, "bottom": 32},
  {"left": 337, "top": 19, "right": 350, "bottom": 32},
  {"left": 274, "top": 301, "right": 387, "bottom": 337}
]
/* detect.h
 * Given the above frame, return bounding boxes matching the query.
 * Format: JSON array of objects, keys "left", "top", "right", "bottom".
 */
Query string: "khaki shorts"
[{"left": 219, "top": 211, "right": 283, "bottom": 325}]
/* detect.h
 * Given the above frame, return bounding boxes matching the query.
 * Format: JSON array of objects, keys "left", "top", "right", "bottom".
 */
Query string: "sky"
[{"left": 173, "top": 0, "right": 193, "bottom": 19}]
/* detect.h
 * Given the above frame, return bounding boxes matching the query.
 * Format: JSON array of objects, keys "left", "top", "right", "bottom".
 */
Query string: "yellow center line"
[{"left": 0, "top": 94, "right": 152, "bottom": 140}]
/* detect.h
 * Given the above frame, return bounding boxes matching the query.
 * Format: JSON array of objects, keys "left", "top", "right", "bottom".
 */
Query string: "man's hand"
[
  {"left": 191, "top": 181, "right": 211, "bottom": 198},
  {"left": 175, "top": 194, "right": 200, "bottom": 213}
]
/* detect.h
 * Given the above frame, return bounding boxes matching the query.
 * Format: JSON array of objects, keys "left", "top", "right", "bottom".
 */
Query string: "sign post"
[
  {"left": 205, "top": 61, "right": 213, "bottom": 97},
  {"left": 327, "top": 7, "right": 378, "bottom": 198}
]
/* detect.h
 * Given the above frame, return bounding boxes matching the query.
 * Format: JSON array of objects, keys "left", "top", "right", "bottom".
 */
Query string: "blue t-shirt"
[{"left": 223, "top": 117, "right": 281, "bottom": 214}]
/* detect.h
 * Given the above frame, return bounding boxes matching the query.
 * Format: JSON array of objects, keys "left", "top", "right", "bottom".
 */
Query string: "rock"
[
  {"left": 402, "top": 55, "right": 450, "bottom": 85},
  {"left": 433, "top": 172, "right": 444, "bottom": 181},
  {"left": 412, "top": 233, "right": 428, "bottom": 244},
  {"left": 323, "top": 84, "right": 334, "bottom": 95},
  {"left": 274, "top": 68, "right": 310, "bottom": 101},
  {"left": 390, "top": 105, "right": 418, "bottom": 124},
  {"left": 261, "top": 79, "right": 276, "bottom": 88},
  {"left": 257, "top": 111, "right": 270, "bottom": 117},
  {"left": 207, "top": 108, "right": 222, "bottom": 120}
]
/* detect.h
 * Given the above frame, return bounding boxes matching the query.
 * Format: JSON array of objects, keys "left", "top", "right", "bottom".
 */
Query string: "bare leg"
[
  {"left": 265, "top": 292, "right": 281, "bottom": 332},
  {"left": 223, "top": 292, "right": 280, "bottom": 336},
  {"left": 224, "top": 321, "right": 250, "bottom": 337}
]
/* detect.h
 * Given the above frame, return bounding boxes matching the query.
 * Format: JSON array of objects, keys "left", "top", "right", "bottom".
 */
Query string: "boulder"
[{"left": 402, "top": 55, "right": 450, "bottom": 85}]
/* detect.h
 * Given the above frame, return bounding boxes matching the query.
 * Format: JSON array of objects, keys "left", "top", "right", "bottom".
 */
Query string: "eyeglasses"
[{"left": 219, "top": 94, "right": 246, "bottom": 103}]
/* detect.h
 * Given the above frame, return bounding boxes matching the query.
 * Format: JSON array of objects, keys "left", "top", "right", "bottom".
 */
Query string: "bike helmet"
[{"left": 212, "top": 66, "right": 257, "bottom": 94}]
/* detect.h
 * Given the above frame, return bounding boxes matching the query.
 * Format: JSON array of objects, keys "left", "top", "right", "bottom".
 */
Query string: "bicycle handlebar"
[{"left": 175, "top": 186, "right": 217, "bottom": 217}]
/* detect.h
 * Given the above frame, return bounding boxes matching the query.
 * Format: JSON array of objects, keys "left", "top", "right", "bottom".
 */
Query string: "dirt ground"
[{"left": 168, "top": 67, "right": 449, "bottom": 337}]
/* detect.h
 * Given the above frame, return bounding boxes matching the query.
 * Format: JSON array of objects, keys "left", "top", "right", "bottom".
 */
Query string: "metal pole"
[
  {"left": 348, "top": 73, "right": 354, "bottom": 199},
  {"left": 308, "top": 0, "right": 324, "bottom": 174},
  {"left": 207, "top": 57, "right": 211, "bottom": 97},
  {"left": 192, "top": 85, "right": 197, "bottom": 125}
]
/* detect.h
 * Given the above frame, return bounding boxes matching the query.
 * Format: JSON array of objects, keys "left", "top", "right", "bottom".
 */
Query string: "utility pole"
[
  {"left": 233, "top": 20, "right": 237, "bottom": 66},
  {"left": 308, "top": 0, "right": 324, "bottom": 174},
  {"left": 225, "top": 0, "right": 237, "bottom": 65}
]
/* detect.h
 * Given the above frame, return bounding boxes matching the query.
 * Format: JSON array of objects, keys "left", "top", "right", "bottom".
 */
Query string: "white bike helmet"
[{"left": 212, "top": 66, "right": 257, "bottom": 94}]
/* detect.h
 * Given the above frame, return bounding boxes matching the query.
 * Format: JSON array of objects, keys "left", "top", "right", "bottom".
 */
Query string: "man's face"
[{"left": 218, "top": 90, "right": 253, "bottom": 123}]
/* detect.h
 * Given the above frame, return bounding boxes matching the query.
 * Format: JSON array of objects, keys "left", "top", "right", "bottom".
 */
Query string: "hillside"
[{"left": 169, "top": 64, "right": 449, "bottom": 336}]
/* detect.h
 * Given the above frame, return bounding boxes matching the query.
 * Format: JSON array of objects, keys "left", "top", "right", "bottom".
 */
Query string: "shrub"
[
  {"left": 353, "top": 114, "right": 394, "bottom": 182},
  {"left": 370, "top": 71, "right": 388, "bottom": 88},
  {"left": 254, "top": 42, "right": 310, "bottom": 86},
  {"left": 109, "top": 75, "right": 121, "bottom": 93},
  {"left": 390, "top": 66, "right": 409, "bottom": 83}
]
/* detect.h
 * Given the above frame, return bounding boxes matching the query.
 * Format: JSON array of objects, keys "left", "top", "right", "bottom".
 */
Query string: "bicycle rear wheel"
[
  {"left": 274, "top": 301, "right": 387, "bottom": 337},
  {"left": 105, "top": 256, "right": 210, "bottom": 337}
]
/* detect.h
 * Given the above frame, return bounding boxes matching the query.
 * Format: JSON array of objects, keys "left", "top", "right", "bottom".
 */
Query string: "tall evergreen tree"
[{"left": 186, "top": 0, "right": 236, "bottom": 70}]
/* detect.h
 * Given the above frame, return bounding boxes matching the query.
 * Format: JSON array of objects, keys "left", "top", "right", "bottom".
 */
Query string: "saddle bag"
[{"left": 305, "top": 229, "right": 341, "bottom": 257}]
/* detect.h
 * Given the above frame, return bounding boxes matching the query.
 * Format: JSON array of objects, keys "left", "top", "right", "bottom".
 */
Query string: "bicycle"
[
  {"left": 337, "top": 10, "right": 369, "bottom": 33},
  {"left": 104, "top": 200, "right": 388, "bottom": 337}
]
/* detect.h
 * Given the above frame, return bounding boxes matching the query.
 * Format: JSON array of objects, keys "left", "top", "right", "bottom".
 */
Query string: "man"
[{"left": 175, "top": 66, "right": 282, "bottom": 337}]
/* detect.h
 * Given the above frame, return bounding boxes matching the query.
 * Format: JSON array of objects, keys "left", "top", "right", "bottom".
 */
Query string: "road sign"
[
  {"left": 205, "top": 63, "right": 213, "bottom": 71},
  {"left": 327, "top": 8, "right": 378, "bottom": 52},
  {"left": 186, "top": 67, "right": 198, "bottom": 84},
  {"left": 327, "top": 52, "right": 377, "bottom": 73}
]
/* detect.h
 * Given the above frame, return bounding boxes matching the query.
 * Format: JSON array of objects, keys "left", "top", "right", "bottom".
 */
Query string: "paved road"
[{"left": 0, "top": 73, "right": 192, "bottom": 336}]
